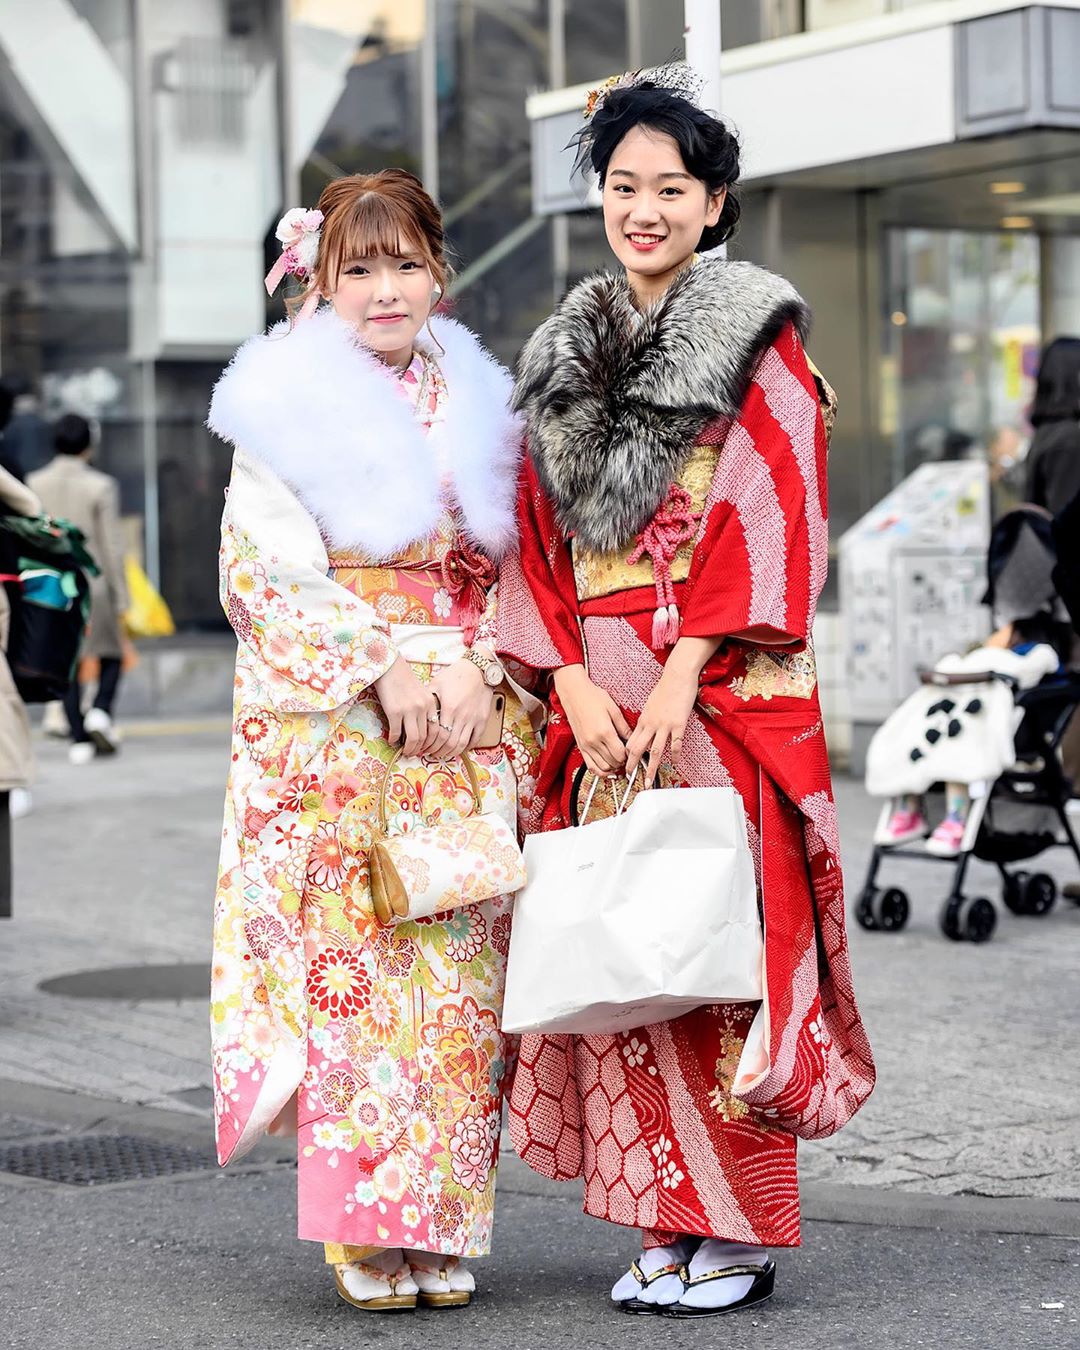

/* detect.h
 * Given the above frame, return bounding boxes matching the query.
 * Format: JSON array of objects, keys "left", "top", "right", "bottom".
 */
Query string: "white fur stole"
[{"left": 207, "top": 308, "right": 522, "bottom": 559}]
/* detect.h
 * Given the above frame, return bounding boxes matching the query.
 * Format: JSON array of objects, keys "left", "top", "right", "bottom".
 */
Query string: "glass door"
[{"left": 882, "top": 228, "right": 1040, "bottom": 506}]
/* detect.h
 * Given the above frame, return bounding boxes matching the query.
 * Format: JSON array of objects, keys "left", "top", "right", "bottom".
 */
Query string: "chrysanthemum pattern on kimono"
[{"left": 213, "top": 350, "right": 538, "bottom": 1256}]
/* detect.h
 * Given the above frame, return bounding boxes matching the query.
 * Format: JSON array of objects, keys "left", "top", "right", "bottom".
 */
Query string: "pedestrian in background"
[
  {"left": 0, "top": 376, "right": 53, "bottom": 479},
  {"left": 209, "top": 170, "right": 536, "bottom": 1312},
  {"left": 1026, "top": 340, "right": 1080, "bottom": 796},
  {"left": 0, "top": 464, "right": 41, "bottom": 845},
  {"left": 28, "top": 414, "right": 128, "bottom": 763},
  {"left": 0, "top": 382, "right": 24, "bottom": 481},
  {"left": 1025, "top": 337, "right": 1080, "bottom": 515},
  {"left": 498, "top": 69, "right": 874, "bottom": 1318}
]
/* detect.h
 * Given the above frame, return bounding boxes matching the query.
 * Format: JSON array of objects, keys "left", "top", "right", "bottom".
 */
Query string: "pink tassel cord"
[{"left": 627, "top": 484, "right": 701, "bottom": 649}]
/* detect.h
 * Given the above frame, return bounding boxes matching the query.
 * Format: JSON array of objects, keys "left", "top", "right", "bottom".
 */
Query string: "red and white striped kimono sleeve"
[{"left": 681, "top": 321, "right": 829, "bottom": 651}]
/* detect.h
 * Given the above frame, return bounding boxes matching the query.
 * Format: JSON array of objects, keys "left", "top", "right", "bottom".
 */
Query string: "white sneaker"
[
  {"left": 83, "top": 708, "right": 119, "bottom": 755},
  {"left": 68, "top": 742, "right": 96, "bottom": 766},
  {"left": 9, "top": 788, "right": 32, "bottom": 819},
  {"left": 41, "top": 701, "right": 69, "bottom": 738}
]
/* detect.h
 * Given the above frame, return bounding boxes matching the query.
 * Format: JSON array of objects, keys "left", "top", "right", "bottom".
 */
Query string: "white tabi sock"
[
  {"left": 403, "top": 1249, "right": 475, "bottom": 1294},
  {"left": 336, "top": 1247, "right": 418, "bottom": 1300},
  {"left": 677, "top": 1239, "right": 769, "bottom": 1309},
  {"left": 611, "top": 1237, "right": 697, "bottom": 1306}
]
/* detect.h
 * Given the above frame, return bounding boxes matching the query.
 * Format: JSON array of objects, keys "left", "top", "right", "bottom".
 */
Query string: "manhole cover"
[
  {"left": 0, "top": 1134, "right": 217, "bottom": 1185},
  {"left": 38, "top": 963, "right": 209, "bottom": 1000}
]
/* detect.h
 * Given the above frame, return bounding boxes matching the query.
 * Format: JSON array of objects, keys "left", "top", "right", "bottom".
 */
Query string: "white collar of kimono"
[{"left": 207, "top": 307, "right": 522, "bottom": 560}]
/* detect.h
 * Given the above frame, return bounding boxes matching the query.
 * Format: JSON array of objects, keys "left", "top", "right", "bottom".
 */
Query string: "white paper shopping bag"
[{"left": 501, "top": 782, "right": 762, "bottom": 1036}]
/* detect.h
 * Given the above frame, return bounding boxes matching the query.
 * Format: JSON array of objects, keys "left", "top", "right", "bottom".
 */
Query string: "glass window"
[
  {"left": 436, "top": 0, "right": 552, "bottom": 365},
  {"left": 295, "top": 3, "right": 425, "bottom": 211},
  {"left": 564, "top": 0, "right": 627, "bottom": 86},
  {"left": 883, "top": 228, "right": 1040, "bottom": 512},
  {"left": 0, "top": 68, "right": 136, "bottom": 494}
]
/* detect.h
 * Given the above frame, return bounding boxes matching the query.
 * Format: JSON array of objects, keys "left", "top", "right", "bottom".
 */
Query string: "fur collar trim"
[
  {"left": 514, "top": 257, "right": 809, "bottom": 553},
  {"left": 208, "top": 308, "right": 521, "bottom": 559}
]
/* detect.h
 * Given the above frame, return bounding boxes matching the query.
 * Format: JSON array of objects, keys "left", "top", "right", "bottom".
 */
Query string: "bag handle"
[{"left": 377, "top": 747, "right": 483, "bottom": 832}]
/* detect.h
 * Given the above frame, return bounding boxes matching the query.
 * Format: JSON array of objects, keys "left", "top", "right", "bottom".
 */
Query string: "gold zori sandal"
[
  {"left": 332, "top": 1261, "right": 417, "bottom": 1312},
  {"left": 408, "top": 1255, "right": 474, "bottom": 1308}
]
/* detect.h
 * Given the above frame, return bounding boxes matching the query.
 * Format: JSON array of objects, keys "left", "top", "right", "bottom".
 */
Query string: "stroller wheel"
[
  {"left": 1024, "top": 872, "right": 1056, "bottom": 916},
  {"left": 874, "top": 887, "right": 909, "bottom": 932},
  {"left": 855, "top": 887, "right": 880, "bottom": 931},
  {"left": 1003, "top": 870, "right": 1057, "bottom": 916},
  {"left": 1002, "top": 871, "right": 1029, "bottom": 915},
  {"left": 959, "top": 895, "right": 997, "bottom": 943},
  {"left": 940, "top": 897, "right": 964, "bottom": 941}
]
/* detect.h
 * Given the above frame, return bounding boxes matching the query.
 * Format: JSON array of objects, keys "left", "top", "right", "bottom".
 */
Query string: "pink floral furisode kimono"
[{"left": 207, "top": 307, "right": 535, "bottom": 1256}]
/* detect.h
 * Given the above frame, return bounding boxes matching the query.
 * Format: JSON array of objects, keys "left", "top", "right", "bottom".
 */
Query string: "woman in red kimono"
[{"left": 496, "top": 71, "right": 875, "bottom": 1317}]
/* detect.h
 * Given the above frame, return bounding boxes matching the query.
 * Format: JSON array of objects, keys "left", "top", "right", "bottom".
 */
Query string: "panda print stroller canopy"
[{"left": 858, "top": 504, "right": 1080, "bottom": 943}]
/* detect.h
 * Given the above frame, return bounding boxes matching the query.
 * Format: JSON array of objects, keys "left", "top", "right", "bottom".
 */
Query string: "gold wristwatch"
[{"left": 463, "top": 646, "right": 503, "bottom": 687}]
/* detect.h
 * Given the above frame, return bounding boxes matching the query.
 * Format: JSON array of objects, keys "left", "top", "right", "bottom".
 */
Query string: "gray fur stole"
[{"left": 514, "top": 258, "right": 809, "bottom": 554}]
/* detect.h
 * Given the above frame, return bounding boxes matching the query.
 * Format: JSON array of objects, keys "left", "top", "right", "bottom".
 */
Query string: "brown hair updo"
[{"left": 292, "top": 169, "right": 448, "bottom": 315}]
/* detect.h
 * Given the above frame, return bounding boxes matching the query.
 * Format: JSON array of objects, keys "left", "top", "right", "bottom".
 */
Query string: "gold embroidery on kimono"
[{"left": 729, "top": 648, "right": 818, "bottom": 702}]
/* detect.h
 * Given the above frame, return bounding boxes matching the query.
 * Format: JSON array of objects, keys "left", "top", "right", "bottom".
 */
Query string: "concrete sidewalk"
[
  {"left": 1, "top": 1080, "right": 1077, "bottom": 1350},
  {"left": 4, "top": 728, "right": 1079, "bottom": 1197},
  {"left": 2, "top": 726, "right": 1080, "bottom": 1347}
]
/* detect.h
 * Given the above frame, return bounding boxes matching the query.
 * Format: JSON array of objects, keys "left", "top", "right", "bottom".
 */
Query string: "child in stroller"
[{"left": 858, "top": 505, "right": 1080, "bottom": 942}]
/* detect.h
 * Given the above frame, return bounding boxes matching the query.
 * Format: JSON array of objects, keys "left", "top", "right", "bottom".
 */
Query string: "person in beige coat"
[
  {"left": 28, "top": 414, "right": 128, "bottom": 762},
  {"left": 0, "top": 462, "right": 40, "bottom": 904}
]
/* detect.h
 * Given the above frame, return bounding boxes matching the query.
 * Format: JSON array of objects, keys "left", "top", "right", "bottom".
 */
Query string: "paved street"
[{"left": 2, "top": 726, "right": 1080, "bottom": 1348}]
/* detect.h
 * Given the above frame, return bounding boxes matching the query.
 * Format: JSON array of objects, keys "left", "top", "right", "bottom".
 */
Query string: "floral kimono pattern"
[{"left": 209, "top": 313, "right": 533, "bottom": 1256}]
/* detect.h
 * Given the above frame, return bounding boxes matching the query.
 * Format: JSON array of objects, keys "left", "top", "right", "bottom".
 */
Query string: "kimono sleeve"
[
  {"left": 681, "top": 322, "right": 829, "bottom": 649},
  {"left": 220, "top": 449, "right": 397, "bottom": 713},
  {"left": 495, "top": 451, "right": 584, "bottom": 673}
]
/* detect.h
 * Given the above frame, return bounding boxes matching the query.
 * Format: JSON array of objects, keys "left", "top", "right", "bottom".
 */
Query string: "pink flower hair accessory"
[{"left": 264, "top": 206, "right": 324, "bottom": 298}]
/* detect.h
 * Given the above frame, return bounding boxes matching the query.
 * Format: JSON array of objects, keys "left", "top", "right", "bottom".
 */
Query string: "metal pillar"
[
  {"left": 131, "top": 0, "right": 161, "bottom": 589},
  {"left": 683, "top": 0, "right": 722, "bottom": 116},
  {"left": 684, "top": 0, "right": 723, "bottom": 258},
  {"left": 549, "top": 0, "right": 569, "bottom": 300},
  {"left": 277, "top": 0, "right": 300, "bottom": 215},
  {"left": 421, "top": 0, "right": 440, "bottom": 200}
]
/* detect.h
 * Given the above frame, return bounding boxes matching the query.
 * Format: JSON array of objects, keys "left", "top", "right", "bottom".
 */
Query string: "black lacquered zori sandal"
[
  {"left": 662, "top": 1258, "right": 776, "bottom": 1318},
  {"left": 614, "top": 1258, "right": 688, "bottom": 1314}
]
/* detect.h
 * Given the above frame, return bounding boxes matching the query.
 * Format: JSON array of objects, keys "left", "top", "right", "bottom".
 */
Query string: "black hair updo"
[{"left": 573, "top": 82, "right": 741, "bottom": 250}]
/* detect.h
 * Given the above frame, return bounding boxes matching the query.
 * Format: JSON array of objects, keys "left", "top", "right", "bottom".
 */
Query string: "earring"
[{"left": 431, "top": 284, "right": 443, "bottom": 303}]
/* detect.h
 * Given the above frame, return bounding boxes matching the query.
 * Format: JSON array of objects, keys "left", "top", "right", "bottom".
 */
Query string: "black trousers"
[{"left": 64, "top": 656, "right": 122, "bottom": 744}]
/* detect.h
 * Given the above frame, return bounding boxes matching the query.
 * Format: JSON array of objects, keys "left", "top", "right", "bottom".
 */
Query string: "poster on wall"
[{"left": 839, "top": 461, "right": 991, "bottom": 723}]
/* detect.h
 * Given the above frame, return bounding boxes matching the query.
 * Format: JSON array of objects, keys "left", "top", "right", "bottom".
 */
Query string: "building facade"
[{"left": 1, "top": 1, "right": 1078, "bottom": 630}]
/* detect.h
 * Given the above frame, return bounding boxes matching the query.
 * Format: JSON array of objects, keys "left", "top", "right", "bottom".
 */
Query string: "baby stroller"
[{"left": 855, "top": 505, "right": 1080, "bottom": 943}]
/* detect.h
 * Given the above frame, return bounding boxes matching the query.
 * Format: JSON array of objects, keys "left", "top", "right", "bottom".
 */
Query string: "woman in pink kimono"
[{"left": 207, "top": 171, "right": 536, "bottom": 1312}]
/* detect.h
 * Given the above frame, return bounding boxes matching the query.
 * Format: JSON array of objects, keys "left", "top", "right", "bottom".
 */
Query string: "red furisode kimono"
[{"left": 496, "top": 259, "right": 875, "bottom": 1247}]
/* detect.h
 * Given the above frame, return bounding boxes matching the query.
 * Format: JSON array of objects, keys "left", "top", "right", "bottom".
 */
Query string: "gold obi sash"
[{"left": 572, "top": 442, "right": 721, "bottom": 603}]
